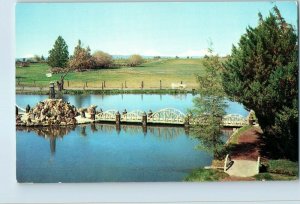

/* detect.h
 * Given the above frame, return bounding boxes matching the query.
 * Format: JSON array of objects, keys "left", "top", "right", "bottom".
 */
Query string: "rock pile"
[{"left": 16, "top": 99, "right": 78, "bottom": 126}]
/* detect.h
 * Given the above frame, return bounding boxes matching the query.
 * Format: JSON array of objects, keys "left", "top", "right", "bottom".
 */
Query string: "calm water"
[
  {"left": 16, "top": 94, "right": 247, "bottom": 182},
  {"left": 16, "top": 94, "right": 248, "bottom": 116},
  {"left": 17, "top": 124, "right": 212, "bottom": 182}
]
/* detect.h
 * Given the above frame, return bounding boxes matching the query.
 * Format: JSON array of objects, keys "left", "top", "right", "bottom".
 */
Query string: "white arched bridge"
[
  {"left": 16, "top": 104, "right": 249, "bottom": 127},
  {"left": 93, "top": 108, "right": 248, "bottom": 127}
]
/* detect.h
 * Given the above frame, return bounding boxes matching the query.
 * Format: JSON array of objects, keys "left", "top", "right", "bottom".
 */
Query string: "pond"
[
  {"left": 16, "top": 94, "right": 248, "bottom": 116},
  {"left": 16, "top": 94, "right": 248, "bottom": 182}
]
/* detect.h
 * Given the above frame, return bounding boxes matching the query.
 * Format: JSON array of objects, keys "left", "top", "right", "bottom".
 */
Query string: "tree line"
[{"left": 47, "top": 37, "right": 144, "bottom": 72}]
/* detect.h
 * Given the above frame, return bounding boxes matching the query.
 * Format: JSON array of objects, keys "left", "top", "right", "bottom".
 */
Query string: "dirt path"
[
  {"left": 230, "top": 126, "right": 262, "bottom": 161},
  {"left": 223, "top": 126, "right": 262, "bottom": 179}
]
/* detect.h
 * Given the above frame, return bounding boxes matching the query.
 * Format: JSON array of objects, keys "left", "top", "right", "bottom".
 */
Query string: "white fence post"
[
  {"left": 224, "top": 154, "right": 229, "bottom": 172},
  {"left": 256, "top": 156, "right": 261, "bottom": 174}
]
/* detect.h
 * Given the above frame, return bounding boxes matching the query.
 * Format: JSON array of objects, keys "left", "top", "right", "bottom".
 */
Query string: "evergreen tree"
[
  {"left": 190, "top": 48, "right": 227, "bottom": 159},
  {"left": 48, "top": 36, "right": 69, "bottom": 68},
  {"left": 222, "top": 7, "right": 298, "bottom": 160}
]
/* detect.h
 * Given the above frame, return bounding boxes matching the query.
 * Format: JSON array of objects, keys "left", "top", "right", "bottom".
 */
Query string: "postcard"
[{"left": 15, "top": 1, "right": 298, "bottom": 183}]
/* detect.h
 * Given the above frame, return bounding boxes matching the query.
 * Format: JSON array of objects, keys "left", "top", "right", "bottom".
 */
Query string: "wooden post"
[
  {"left": 125, "top": 81, "right": 127, "bottom": 88},
  {"left": 16, "top": 106, "right": 18, "bottom": 116},
  {"left": 101, "top": 82, "right": 104, "bottom": 90},
  {"left": 49, "top": 82, "right": 55, "bottom": 99},
  {"left": 141, "top": 81, "right": 144, "bottom": 89},
  {"left": 104, "top": 81, "right": 106, "bottom": 88},
  {"left": 160, "top": 80, "right": 162, "bottom": 89},
  {"left": 67, "top": 80, "right": 69, "bottom": 87},
  {"left": 116, "top": 111, "right": 121, "bottom": 125},
  {"left": 121, "top": 83, "right": 123, "bottom": 90},
  {"left": 142, "top": 111, "right": 147, "bottom": 127},
  {"left": 86, "top": 81, "right": 88, "bottom": 87}
]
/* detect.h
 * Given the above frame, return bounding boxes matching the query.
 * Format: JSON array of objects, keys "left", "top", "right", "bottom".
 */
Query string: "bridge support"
[
  {"left": 184, "top": 115, "right": 190, "bottom": 128},
  {"left": 142, "top": 112, "right": 147, "bottom": 127},
  {"left": 49, "top": 82, "right": 55, "bottom": 99},
  {"left": 116, "top": 111, "right": 121, "bottom": 125},
  {"left": 16, "top": 106, "right": 18, "bottom": 116}
]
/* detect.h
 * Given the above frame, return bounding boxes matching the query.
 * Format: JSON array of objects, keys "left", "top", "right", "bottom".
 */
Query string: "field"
[{"left": 16, "top": 58, "right": 205, "bottom": 90}]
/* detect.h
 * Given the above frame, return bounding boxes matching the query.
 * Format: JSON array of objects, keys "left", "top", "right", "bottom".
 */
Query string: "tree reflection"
[
  {"left": 17, "top": 124, "right": 233, "bottom": 156},
  {"left": 17, "top": 125, "right": 76, "bottom": 155}
]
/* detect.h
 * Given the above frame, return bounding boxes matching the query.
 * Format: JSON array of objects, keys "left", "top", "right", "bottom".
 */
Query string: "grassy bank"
[
  {"left": 184, "top": 168, "right": 229, "bottom": 182},
  {"left": 16, "top": 58, "right": 205, "bottom": 89},
  {"left": 227, "top": 125, "right": 252, "bottom": 144},
  {"left": 16, "top": 88, "right": 196, "bottom": 95},
  {"left": 255, "top": 160, "right": 298, "bottom": 181}
]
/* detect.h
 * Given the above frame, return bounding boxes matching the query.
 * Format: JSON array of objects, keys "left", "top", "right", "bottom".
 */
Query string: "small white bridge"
[
  {"left": 16, "top": 104, "right": 248, "bottom": 127},
  {"left": 88, "top": 108, "right": 248, "bottom": 127}
]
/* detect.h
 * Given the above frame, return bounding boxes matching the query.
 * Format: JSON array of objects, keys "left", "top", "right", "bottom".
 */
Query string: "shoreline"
[{"left": 16, "top": 88, "right": 197, "bottom": 95}]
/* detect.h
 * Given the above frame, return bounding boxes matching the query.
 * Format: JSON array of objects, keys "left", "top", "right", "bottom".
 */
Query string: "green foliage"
[
  {"left": 265, "top": 160, "right": 298, "bottom": 176},
  {"left": 190, "top": 50, "right": 227, "bottom": 159},
  {"left": 92, "top": 51, "right": 113, "bottom": 68},
  {"left": 254, "top": 173, "right": 297, "bottom": 181},
  {"left": 128, "top": 54, "right": 144, "bottom": 67},
  {"left": 48, "top": 36, "right": 69, "bottom": 68},
  {"left": 185, "top": 168, "right": 228, "bottom": 181},
  {"left": 222, "top": 7, "right": 298, "bottom": 161},
  {"left": 69, "top": 40, "right": 94, "bottom": 71}
]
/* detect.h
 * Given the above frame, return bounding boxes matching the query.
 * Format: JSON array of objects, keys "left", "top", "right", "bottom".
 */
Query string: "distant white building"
[{"left": 171, "top": 82, "right": 186, "bottom": 89}]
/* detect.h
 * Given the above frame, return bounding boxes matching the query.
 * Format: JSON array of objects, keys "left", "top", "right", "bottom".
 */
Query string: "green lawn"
[{"left": 16, "top": 58, "right": 205, "bottom": 89}]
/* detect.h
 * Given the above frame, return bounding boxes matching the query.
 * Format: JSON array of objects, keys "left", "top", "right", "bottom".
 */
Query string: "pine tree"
[
  {"left": 48, "top": 36, "right": 69, "bottom": 68},
  {"left": 222, "top": 7, "right": 298, "bottom": 160},
  {"left": 190, "top": 49, "right": 227, "bottom": 159}
]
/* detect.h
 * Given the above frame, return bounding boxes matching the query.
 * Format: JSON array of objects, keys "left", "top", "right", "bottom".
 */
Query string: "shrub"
[
  {"left": 266, "top": 160, "right": 298, "bottom": 176},
  {"left": 92, "top": 51, "right": 113, "bottom": 68}
]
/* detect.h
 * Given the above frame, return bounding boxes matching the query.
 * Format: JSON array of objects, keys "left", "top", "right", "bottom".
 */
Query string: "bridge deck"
[{"left": 17, "top": 105, "right": 248, "bottom": 127}]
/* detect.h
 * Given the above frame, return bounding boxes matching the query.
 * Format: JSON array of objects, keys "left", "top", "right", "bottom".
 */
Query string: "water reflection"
[
  {"left": 17, "top": 124, "right": 234, "bottom": 156},
  {"left": 16, "top": 125, "right": 76, "bottom": 155}
]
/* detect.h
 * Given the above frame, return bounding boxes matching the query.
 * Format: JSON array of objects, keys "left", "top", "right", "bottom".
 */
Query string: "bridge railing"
[{"left": 17, "top": 103, "right": 248, "bottom": 127}]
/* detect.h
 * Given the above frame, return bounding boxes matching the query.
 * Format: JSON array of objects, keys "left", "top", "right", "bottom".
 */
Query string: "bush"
[
  {"left": 51, "top": 67, "right": 67, "bottom": 74},
  {"left": 69, "top": 40, "right": 94, "bottom": 71},
  {"left": 266, "top": 160, "right": 298, "bottom": 176},
  {"left": 92, "top": 51, "right": 113, "bottom": 68},
  {"left": 128, "top": 54, "right": 143, "bottom": 67},
  {"left": 254, "top": 173, "right": 297, "bottom": 181}
]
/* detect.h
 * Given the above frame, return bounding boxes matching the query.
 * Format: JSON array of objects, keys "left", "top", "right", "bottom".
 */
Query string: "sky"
[{"left": 15, "top": 1, "right": 298, "bottom": 58}]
